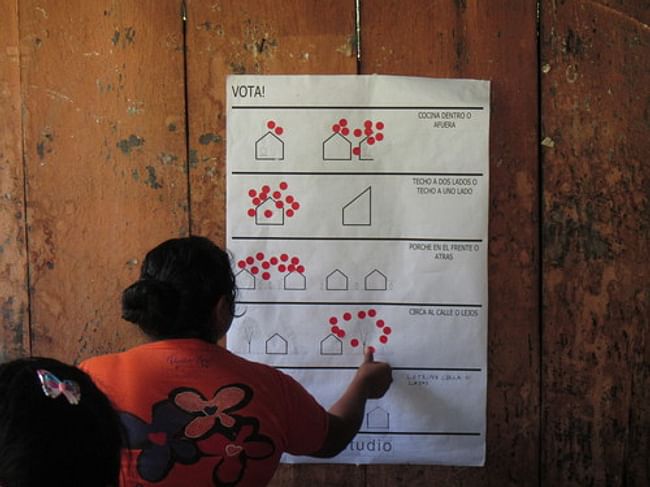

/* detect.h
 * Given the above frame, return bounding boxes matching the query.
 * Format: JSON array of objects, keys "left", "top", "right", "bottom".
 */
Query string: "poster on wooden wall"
[{"left": 226, "top": 75, "right": 489, "bottom": 465}]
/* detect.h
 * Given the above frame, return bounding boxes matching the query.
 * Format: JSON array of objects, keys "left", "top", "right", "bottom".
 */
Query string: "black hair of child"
[
  {"left": 0, "top": 357, "right": 122, "bottom": 487},
  {"left": 121, "top": 235, "right": 238, "bottom": 342}
]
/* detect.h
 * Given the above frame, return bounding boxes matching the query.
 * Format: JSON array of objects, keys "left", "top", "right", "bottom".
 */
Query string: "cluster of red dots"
[
  {"left": 352, "top": 120, "right": 385, "bottom": 156},
  {"left": 327, "top": 308, "right": 393, "bottom": 352},
  {"left": 246, "top": 182, "right": 301, "bottom": 219},
  {"left": 237, "top": 252, "right": 305, "bottom": 281},
  {"left": 266, "top": 120, "right": 284, "bottom": 136}
]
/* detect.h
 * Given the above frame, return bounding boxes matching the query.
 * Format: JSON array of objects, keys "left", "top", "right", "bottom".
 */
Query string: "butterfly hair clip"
[{"left": 36, "top": 369, "right": 81, "bottom": 405}]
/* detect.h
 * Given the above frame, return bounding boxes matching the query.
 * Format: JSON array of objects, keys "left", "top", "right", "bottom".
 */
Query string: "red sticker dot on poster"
[
  {"left": 275, "top": 201, "right": 283, "bottom": 209},
  {"left": 339, "top": 118, "right": 348, "bottom": 127},
  {"left": 352, "top": 147, "right": 361, "bottom": 156},
  {"left": 273, "top": 191, "right": 281, "bottom": 199},
  {"left": 343, "top": 312, "right": 352, "bottom": 321},
  {"left": 259, "top": 192, "right": 269, "bottom": 201},
  {"left": 376, "top": 319, "right": 385, "bottom": 328},
  {"left": 367, "top": 137, "right": 375, "bottom": 145},
  {"left": 376, "top": 133, "right": 384, "bottom": 141},
  {"left": 297, "top": 265, "right": 305, "bottom": 273},
  {"left": 350, "top": 338, "right": 360, "bottom": 347},
  {"left": 332, "top": 124, "right": 340, "bottom": 133},
  {"left": 238, "top": 260, "right": 246, "bottom": 268},
  {"left": 354, "top": 128, "right": 362, "bottom": 137},
  {"left": 368, "top": 309, "right": 376, "bottom": 317},
  {"left": 252, "top": 197, "right": 261, "bottom": 206},
  {"left": 341, "top": 127, "right": 350, "bottom": 136},
  {"left": 329, "top": 316, "right": 338, "bottom": 325},
  {"left": 247, "top": 209, "right": 255, "bottom": 217},
  {"left": 267, "top": 120, "right": 276, "bottom": 129},
  {"left": 379, "top": 335, "right": 388, "bottom": 344},
  {"left": 278, "top": 264, "right": 286, "bottom": 272},
  {"left": 261, "top": 261, "right": 270, "bottom": 269},
  {"left": 383, "top": 326, "right": 392, "bottom": 335},
  {"left": 291, "top": 202, "right": 300, "bottom": 210},
  {"left": 285, "top": 195, "right": 294, "bottom": 203},
  {"left": 264, "top": 209, "right": 273, "bottom": 218},
  {"left": 364, "top": 128, "right": 373, "bottom": 136},
  {"left": 246, "top": 256, "right": 254, "bottom": 265},
  {"left": 364, "top": 120, "right": 372, "bottom": 128},
  {"left": 286, "top": 209, "right": 294, "bottom": 217},
  {"left": 248, "top": 189, "right": 257, "bottom": 197},
  {"left": 261, "top": 186, "right": 270, "bottom": 194},
  {"left": 279, "top": 181, "right": 288, "bottom": 190},
  {"left": 337, "top": 329, "right": 346, "bottom": 338},
  {"left": 250, "top": 266, "right": 259, "bottom": 274},
  {"left": 288, "top": 264, "right": 295, "bottom": 272},
  {"left": 367, "top": 346, "right": 376, "bottom": 354},
  {"left": 358, "top": 311, "right": 366, "bottom": 319},
  {"left": 291, "top": 257, "right": 300, "bottom": 265},
  {"left": 256, "top": 252, "right": 264, "bottom": 261},
  {"left": 280, "top": 254, "right": 289, "bottom": 262},
  {"left": 262, "top": 272, "right": 271, "bottom": 280},
  {"left": 275, "top": 127, "right": 283, "bottom": 135},
  {"left": 376, "top": 121, "right": 384, "bottom": 130},
  {"left": 331, "top": 326, "right": 340, "bottom": 334}
]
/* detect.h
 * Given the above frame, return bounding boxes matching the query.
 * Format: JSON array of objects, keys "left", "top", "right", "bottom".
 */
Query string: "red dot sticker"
[
  {"left": 286, "top": 209, "right": 295, "bottom": 217},
  {"left": 262, "top": 272, "right": 271, "bottom": 280},
  {"left": 297, "top": 265, "right": 305, "bottom": 273},
  {"left": 273, "top": 191, "right": 281, "bottom": 199},
  {"left": 339, "top": 118, "right": 348, "bottom": 127},
  {"left": 337, "top": 329, "right": 346, "bottom": 338},
  {"left": 352, "top": 147, "right": 361, "bottom": 156},
  {"left": 332, "top": 124, "right": 340, "bottom": 133},
  {"left": 379, "top": 335, "right": 388, "bottom": 344},
  {"left": 267, "top": 120, "right": 276, "bottom": 129},
  {"left": 291, "top": 257, "right": 300, "bottom": 265},
  {"left": 376, "top": 319, "right": 385, "bottom": 328},
  {"left": 279, "top": 181, "right": 288, "bottom": 190},
  {"left": 341, "top": 127, "right": 350, "bottom": 136},
  {"left": 331, "top": 326, "right": 340, "bottom": 334},
  {"left": 383, "top": 326, "right": 392, "bottom": 335},
  {"left": 350, "top": 338, "right": 360, "bottom": 347},
  {"left": 358, "top": 311, "right": 366, "bottom": 319},
  {"left": 368, "top": 309, "right": 377, "bottom": 317},
  {"left": 376, "top": 133, "right": 384, "bottom": 141},
  {"left": 259, "top": 192, "right": 268, "bottom": 201},
  {"left": 261, "top": 185, "right": 270, "bottom": 193},
  {"left": 376, "top": 121, "right": 384, "bottom": 130},
  {"left": 252, "top": 197, "right": 261, "bottom": 206},
  {"left": 237, "top": 260, "right": 246, "bottom": 268},
  {"left": 247, "top": 209, "right": 255, "bottom": 217},
  {"left": 278, "top": 264, "right": 286, "bottom": 272},
  {"left": 343, "top": 312, "right": 352, "bottom": 321},
  {"left": 256, "top": 252, "right": 264, "bottom": 261},
  {"left": 250, "top": 266, "right": 259, "bottom": 275},
  {"left": 246, "top": 256, "right": 254, "bottom": 265},
  {"left": 288, "top": 264, "right": 296, "bottom": 272},
  {"left": 354, "top": 128, "right": 362, "bottom": 137},
  {"left": 364, "top": 127, "right": 373, "bottom": 136},
  {"left": 364, "top": 120, "right": 372, "bottom": 128},
  {"left": 329, "top": 316, "right": 338, "bottom": 325},
  {"left": 275, "top": 201, "right": 284, "bottom": 208},
  {"left": 270, "top": 257, "right": 278, "bottom": 265},
  {"left": 367, "top": 137, "right": 376, "bottom": 145},
  {"left": 280, "top": 254, "right": 289, "bottom": 262},
  {"left": 291, "top": 202, "right": 299, "bottom": 210},
  {"left": 248, "top": 189, "right": 257, "bottom": 197},
  {"left": 261, "top": 261, "right": 270, "bottom": 269},
  {"left": 264, "top": 209, "right": 273, "bottom": 218},
  {"left": 275, "top": 127, "right": 283, "bottom": 135},
  {"left": 285, "top": 195, "right": 294, "bottom": 203}
]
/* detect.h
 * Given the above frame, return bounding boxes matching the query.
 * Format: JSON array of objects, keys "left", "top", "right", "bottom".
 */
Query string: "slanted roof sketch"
[
  {"left": 320, "top": 334, "right": 343, "bottom": 355},
  {"left": 322, "top": 132, "right": 352, "bottom": 160},
  {"left": 342, "top": 186, "right": 372, "bottom": 226},
  {"left": 284, "top": 271, "right": 306, "bottom": 290},
  {"left": 235, "top": 269, "right": 256, "bottom": 289},
  {"left": 255, "top": 131, "right": 284, "bottom": 160},
  {"left": 326, "top": 269, "right": 349, "bottom": 290},
  {"left": 366, "top": 406, "right": 390, "bottom": 429},
  {"left": 265, "top": 333, "right": 288, "bottom": 354},
  {"left": 364, "top": 269, "right": 388, "bottom": 290},
  {"left": 255, "top": 197, "right": 285, "bottom": 226}
]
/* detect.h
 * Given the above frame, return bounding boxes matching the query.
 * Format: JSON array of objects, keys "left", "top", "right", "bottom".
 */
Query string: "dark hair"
[
  {"left": 121, "top": 236, "right": 237, "bottom": 341},
  {"left": 0, "top": 357, "right": 122, "bottom": 487}
]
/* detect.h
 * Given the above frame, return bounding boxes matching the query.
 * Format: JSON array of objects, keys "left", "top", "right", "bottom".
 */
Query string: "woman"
[{"left": 81, "top": 236, "right": 392, "bottom": 486}]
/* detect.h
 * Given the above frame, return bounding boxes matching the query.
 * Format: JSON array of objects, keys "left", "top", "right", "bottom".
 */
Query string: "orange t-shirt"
[{"left": 81, "top": 339, "right": 328, "bottom": 486}]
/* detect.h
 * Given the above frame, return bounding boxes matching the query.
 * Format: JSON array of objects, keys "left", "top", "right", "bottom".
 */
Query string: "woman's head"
[
  {"left": 121, "top": 236, "right": 237, "bottom": 342},
  {"left": 0, "top": 357, "right": 122, "bottom": 487}
]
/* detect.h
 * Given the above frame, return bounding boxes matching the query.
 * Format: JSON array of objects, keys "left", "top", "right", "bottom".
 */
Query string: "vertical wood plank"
[
  {"left": 20, "top": 0, "right": 189, "bottom": 363},
  {"left": 541, "top": 1, "right": 649, "bottom": 485},
  {"left": 0, "top": 0, "right": 30, "bottom": 361},
  {"left": 184, "top": 1, "right": 362, "bottom": 485},
  {"left": 361, "top": 1, "right": 540, "bottom": 485}
]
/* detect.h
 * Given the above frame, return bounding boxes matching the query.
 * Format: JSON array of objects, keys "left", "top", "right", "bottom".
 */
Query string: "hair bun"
[{"left": 121, "top": 279, "right": 180, "bottom": 332}]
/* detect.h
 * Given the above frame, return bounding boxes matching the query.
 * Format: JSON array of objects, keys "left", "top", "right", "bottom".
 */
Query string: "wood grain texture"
[
  {"left": 0, "top": 0, "right": 30, "bottom": 361},
  {"left": 186, "top": 0, "right": 358, "bottom": 246},
  {"left": 361, "top": 1, "right": 540, "bottom": 485},
  {"left": 184, "top": 1, "right": 362, "bottom": 484},
  {"left": 541, "top": 1, "right": 649, "bottom": 485},
  {"left": 19, "top": 0, "right": 189, "bottom": 363}
]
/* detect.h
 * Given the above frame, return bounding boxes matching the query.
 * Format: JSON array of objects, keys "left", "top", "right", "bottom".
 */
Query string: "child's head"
[
  {"left": 121, "top": 236, "right": 237, "bottom": 342},
  {"left": 0, "top": 357, "right": 122, "bottom": 487}
]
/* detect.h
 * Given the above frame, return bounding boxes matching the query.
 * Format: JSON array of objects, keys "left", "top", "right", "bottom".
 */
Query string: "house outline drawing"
[
  {"left": 326, "top": 269, "right": 349, "bottom": 290},
  {"left": 254, "top": 197, "right": 285, "bottom": 226},
  {"left": 320, "top": 334, "right": 343, "bottom": 355},
  {"left": 265, "top": 333, "right": 288, "bottom": 355},
  {"left": 255, "top": 131, "right": 284, "bottom": 161},
  {"left": 366, "top": 406, "right": 390, "bottom": 429},
  {"left": 364, "top": 269, "right": 388, "bottom": 291},
  {"left": 284, "top": 271, "right": 306, "bottom": 290},
  {"left": 357, "top": 137, "right": 375, "bottom": 161},
  {"left": 322, "top": 132, "right": 352, "bottom": 160},
  {"left": 235, "top": 268, "right": 256, "bottom": 290}
]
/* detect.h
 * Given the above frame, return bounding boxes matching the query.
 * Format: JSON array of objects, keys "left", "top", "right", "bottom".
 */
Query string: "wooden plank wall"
[{"left": 1, "top": 0, "right": 648, "bottom": 485}]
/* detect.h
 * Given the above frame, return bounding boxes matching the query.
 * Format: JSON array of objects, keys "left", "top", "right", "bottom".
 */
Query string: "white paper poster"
[{"left": 226, "top": 75, "right": 489, "bottom": 466}]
